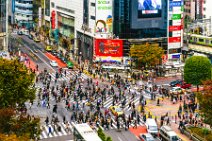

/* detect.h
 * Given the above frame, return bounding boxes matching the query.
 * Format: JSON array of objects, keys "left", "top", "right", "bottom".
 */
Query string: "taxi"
[
  {"left": 45, "top": 45, "right": 52, "bottom": 52},
  {"left": 33, "top": 37, "right": 40, "bottom": 42},
  {"left": 109, "top": 106, "right": 123, "bottom": 117}
]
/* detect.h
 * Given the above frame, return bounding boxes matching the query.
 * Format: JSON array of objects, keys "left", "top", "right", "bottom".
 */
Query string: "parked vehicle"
[
  {"left": 169, "top": 80, "right": 182, "bottom": 87},
  {"left": 169, "top": 87, "right": 185, "bottom": 95},
  {"left": 159, "top": 126, "right": 181, "bottom": 141},
  {"left": 145, "top": 118, "right": 158, "bottom": 137},
  {"left": 28, "top": 34, "right": 33, "bottom": 40},
  {"left": 67, "top": 61, "right": 74, "bottom": 69},
  {"left": 177, "top": 82, "right": 191, "bottom": 89},
  {"left": 45, "top": 46, "right": 52, "bottom": 52},
  {"left": 50, "top": 60, "right": 58, "bottom": 67},
  {"left": 139, "top": 133, "right": 154, "bottom": 141},
  {"left": 17, "top": 31, "right": 23, "bottom": 35},
  {"left": 33, "top": 37, "right": 40, "bottom": 42}
]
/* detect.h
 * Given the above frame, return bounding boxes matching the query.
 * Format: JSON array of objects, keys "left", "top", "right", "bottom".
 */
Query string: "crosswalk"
[
  {"left": 47, "top": 70, "right": 88, "bottom": 82},
  {"left": 39, "top": 122, "right": 73, "bottom": 140}
]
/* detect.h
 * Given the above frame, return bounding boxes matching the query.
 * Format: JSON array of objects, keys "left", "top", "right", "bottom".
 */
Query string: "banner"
[
  {"left": 95, "top": 0, "right": 113, "bottom": 33},
  {"left": 95, "top": 39, "right": 123, "bottom": 57}
]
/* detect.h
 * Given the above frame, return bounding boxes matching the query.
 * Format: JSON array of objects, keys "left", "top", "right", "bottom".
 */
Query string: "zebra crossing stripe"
[{"left": 39, "top": 122, "right": 73, "bottom": 140}]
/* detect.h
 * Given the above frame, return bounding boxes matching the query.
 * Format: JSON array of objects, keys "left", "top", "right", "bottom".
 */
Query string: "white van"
[
  {"left": 145, "top": 118, "right": 158, "bottom": 137},
  {"left": 159, "top": 126, "right": 181, "bottom": 141}
]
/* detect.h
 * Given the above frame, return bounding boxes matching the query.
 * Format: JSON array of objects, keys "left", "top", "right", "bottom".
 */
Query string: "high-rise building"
[
  {"left": 44, "top": 0, "right": 184, "bottom": 63},
  {"left": 13, "top": 0, "right": 33, "bottom": 29},
  {"left": 184, "top": 0, "right": 196, "bottom": 20},
  {"left": 0, "top": 0, "right": 8, "bottom": 51}
]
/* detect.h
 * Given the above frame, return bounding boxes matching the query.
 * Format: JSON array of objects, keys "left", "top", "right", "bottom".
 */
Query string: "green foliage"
[
  {"left": 0, "top": 108, "right": 41, "bottom": 140},
  {"left": 196, "top": 80, "right": 212, "bottom": 127},
  {"left": 130, "top": 43, "right": 164, "bottom": 68},
  {"left": 106, "top": 136, "right": 112, "bottom": 141},
  {"left": 184, "top": 56, "right": 211, "bottom": 86},
  {"left": 97, "top": 128, "right": 112, "bottom": 141},
  {"left": 188, "top": 127, "right": 212, "bottom": 141},
  {"left": 0, "top": 59, "right": 36, "bottom": 108}
]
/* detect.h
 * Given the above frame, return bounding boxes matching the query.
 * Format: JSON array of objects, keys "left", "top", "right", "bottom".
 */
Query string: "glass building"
[{"left": 0, "top": 0, "right": 8, "bottom": 51}]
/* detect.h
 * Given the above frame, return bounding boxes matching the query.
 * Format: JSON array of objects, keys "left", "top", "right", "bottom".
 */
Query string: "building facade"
[
  {"left": 184, "top": 0, "right": 196, "bottom": 20},
  {"left": 44, "top": 0, "right": 184, "bottom": 63},
  {"left": 0, "top": 0, "right": 8, "bottom": 51},
  {"left": 13, "top": 0, "right": 33, "bottom": 29}
]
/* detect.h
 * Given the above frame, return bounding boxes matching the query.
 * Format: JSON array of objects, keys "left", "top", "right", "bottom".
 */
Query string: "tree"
[
  {"left": 106, "top": 136, "right": 113, "bottom": 141},
  {"left": 97, "top": 128, "right": 106, "bottom": 141},
  {"left": 197, "top": 80, "right": 212, "bottom": 127},
  {"left": 0, "top": 59, "right": 36, "bottom": 108},
  {"left": 130, "top": 43, "right": 164, "bottom": 68},
  {"left": 184, "top": 56, "right": 211, "bottom": 91}
]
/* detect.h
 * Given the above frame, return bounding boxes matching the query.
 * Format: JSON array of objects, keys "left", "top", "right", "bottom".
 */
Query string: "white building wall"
[
  {"left": 203, "top": 0, "right": 212, "bottom": 33},
  {"left": 47, "top": 0, "right": 97, "bottom": 38}
]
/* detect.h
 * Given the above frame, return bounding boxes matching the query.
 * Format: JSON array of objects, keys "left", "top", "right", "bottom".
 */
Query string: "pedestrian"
[
  {"left": 63, "top": 116, "right": 66, "bottom": 124},
  {"left": 48, "top": 125, "right": 52, "bottom": 136},
  {"left": 133, "top": 119, "right": 137, "bottom": 129}
]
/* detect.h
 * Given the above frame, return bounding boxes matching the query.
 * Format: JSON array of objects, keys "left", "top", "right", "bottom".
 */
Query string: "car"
[
  {"left": 170, "top": 80, "right": 183, "bottom": 87},
  {"left": 17, "top": 31, "right": 23, "bottom": 35},
  {"left": 170, "top": 87, "right": 185, "bottom": 95},
  {"left": 51, "top": 50, "right": 57, "bottom": 56},
  {"left": 109, "top": 106, "right": 123, "bottom": 117},
  {"left": 139, "top": 133, "right": 154, "bottom": 141},
  {"left": 159, "top": 126, "right": 181, "bottom": 141},
  {"left": 176, "top": 82, "right": 191, "bottom": 89},
  {"left": 67, "top": 61, "right": 74, "bottom": 69},
  {"left": 28, "top": 34, "right": 33, "bottom": 40},
  {"left": 33, "top": 37, "right": 40, "bottom": 42},
  {"left": 45, "top": 46, "right": 52, "bottom": 52},
  {"left": 50, "top": 60, "right": 58, "bottom": 67}
]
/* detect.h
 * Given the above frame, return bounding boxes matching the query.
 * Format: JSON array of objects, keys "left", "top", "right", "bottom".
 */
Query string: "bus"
[{"left": 72, "top": 123, "right": 102, "bottom": 141}]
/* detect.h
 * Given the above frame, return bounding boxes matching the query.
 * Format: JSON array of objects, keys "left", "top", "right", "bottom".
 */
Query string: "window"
[
  {"left": 206, "top": 40, "right": 209, "bottom": 44},
  {"left": 51, "top": 2, "right": 55, "bottom": 8},
  {"left": 90, "top": 16, "right": 95, "bottom": 20},
  {"left": 199, "top": 38, "right": 204, "bottom": 42},
  {"left": 91, "top": 2, "right": 95, "bottom": 7}
]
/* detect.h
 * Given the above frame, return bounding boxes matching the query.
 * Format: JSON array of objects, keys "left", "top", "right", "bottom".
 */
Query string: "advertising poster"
[
  {"left": 95, "top": 0, "right": 113, "bottom": 33},
  {"left": 95, "top": 39, "right": 123, "bottom": 57},
  {"left": 138, "top": 0, "right": 162, "bottom": 18}
]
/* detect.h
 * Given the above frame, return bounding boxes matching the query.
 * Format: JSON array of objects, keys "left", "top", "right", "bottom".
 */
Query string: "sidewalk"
[{"left": 144, "top": 98, "right": 191, "bottom": 141}]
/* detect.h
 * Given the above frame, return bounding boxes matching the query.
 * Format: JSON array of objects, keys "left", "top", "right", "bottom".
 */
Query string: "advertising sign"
[
  {"left": 171, "top": 31, "right": 181, "bottom": 37},
  {"left": 172, "top": 19, "right": 182, "bottom": 26},
  {"left": 171, "top": 14, "right": 181, "bottom": 20},
  {"left": 95, "top": 0, "right": 113, "bottom": 33},
  {"left": 95, "top": 39, "right": 123, "bottom": 57},
  {"left": 138, "top": 0, "right": 162, "bottom": 18},
  {"left": 169, "top": 25, "right": 181, "bottom": 31},
  {"left": 168, "top": 37, "right": 181, "bottom": 43},
  {"left": 168, "top": 43, "right": 181, "bottom": 49}
]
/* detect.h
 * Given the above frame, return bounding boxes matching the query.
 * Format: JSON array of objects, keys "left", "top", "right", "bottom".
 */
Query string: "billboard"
[
  {"left": 95, "top": 39, "right": 123, "bottom": 57},
  {"left": 95, "top": 0, "right": 113, "bottom": 33},
  {"left": 138, "top": 0, "right": 162, "bottom": 18}
]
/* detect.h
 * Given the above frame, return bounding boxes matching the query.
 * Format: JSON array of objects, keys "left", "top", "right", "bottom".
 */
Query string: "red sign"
[
  {"left": 168, "top": 37, "right": 181, "bottom": 43},
  {"left": 51, "top": 11, "right": 56, "bottom": 29},
  {"left": 95, "top": 39, "right": 123, "bottom": 57},
  {"left": 169, "top": 25, "right": 182, "bottom": 32}
]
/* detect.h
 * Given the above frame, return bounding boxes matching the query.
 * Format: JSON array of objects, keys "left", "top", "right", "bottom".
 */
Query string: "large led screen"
[
  {"left": 138, "top": 0, "right": 162, "bottom": 18},
  {"left": 95, "top": 39, "right": 123, "bottom": 57}
]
